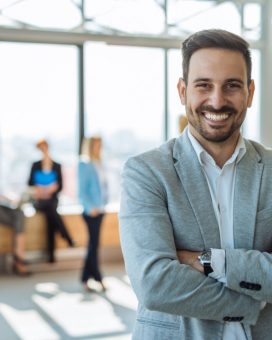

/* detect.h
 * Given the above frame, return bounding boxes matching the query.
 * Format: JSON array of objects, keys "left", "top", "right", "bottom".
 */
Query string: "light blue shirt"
[{"left": 78, "top": 157, "right": 105, "bottom": 214}]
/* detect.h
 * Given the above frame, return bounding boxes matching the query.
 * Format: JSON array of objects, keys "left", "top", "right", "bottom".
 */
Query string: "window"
[
  {"left": 168, "top": 48, "right": 183, "bottom": 138},
  {"left": 85, "top": 43, "right": 164, "bottom": 205},
  {"left": 0, "top": 43, "right": 78, "bottom": 204}
]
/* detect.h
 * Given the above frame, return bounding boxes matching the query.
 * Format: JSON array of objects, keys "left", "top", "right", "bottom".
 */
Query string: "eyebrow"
[
  {"left": 193, "top": 78, "right": 210, "bottom": 83},
  {"left": 225, "top": 78, "right": 244, "bottom": 85},
  {"left": 193, "top": 78, "right": 245, "bottom": 84}
]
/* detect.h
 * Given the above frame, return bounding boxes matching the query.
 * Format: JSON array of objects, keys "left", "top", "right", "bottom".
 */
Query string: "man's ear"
[
  {"left": 177, "top": 78, "right": 186, "bottom": 105},
  {"left": 247, "top": 79, "right": 255, "bottom": 108}
]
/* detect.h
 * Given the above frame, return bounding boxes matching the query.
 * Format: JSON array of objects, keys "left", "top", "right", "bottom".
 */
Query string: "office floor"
[{"left": 0, "top": 263, "right": 137, "bottom": 340}]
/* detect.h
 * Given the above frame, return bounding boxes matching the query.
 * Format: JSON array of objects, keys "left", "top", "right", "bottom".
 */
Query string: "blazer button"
[
  {"left": 253, "top": 283, "right": 261, "bottom": 291},
  {"left": 223, "top": 316, "right": 231, "bottom": 322},
  {"left": 223, "top": 316, "right": 244, "bottom": 322},
  {"left": 233, "top": 316, "right": 244, "bottom": 322},
  {"left": 240, "top": 281, "right": 262, "bottom": 291},
  {"left": 240, "top": 281, "right": 248, "bottom": 288}
]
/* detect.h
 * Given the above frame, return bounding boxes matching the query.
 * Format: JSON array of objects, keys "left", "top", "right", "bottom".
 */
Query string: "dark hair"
[{"left": 182, "top": 29, "right": 252, "bottom": 86}]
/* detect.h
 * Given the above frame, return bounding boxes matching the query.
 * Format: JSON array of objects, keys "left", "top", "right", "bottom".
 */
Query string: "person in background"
[
  {"left": 28, "top": 139, "right": 75, "bottom": 263},
  {"left": 78, "top": 136, "right": 108, "bottom": 292},
  {"left": 178, "top": 113, "right": 188, "bottom": 134},
  {"left": 0, "top": 194, "right": 31, "bottom": 275},
  {"left": 119, "top": 29, "right": 272, "bottom": 339}
]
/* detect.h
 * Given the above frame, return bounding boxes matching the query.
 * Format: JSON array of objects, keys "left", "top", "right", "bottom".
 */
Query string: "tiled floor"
[{"left": 0, "top": 263, "right": 137, "bottom": 340}]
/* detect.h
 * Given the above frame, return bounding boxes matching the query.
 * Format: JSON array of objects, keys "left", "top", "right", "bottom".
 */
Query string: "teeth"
[{"left": 204, "top": 113, "right": 229, "bottom": 121}]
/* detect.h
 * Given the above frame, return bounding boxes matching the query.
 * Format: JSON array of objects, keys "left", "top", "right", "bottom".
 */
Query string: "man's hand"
[{"left": 177, "top": 250, "right": 204, "bottom": 273}]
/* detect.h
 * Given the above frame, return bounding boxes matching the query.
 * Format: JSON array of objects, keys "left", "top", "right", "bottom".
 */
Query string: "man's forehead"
[{"left": 187, "top": 48, "right": 247, "bottom": 81}]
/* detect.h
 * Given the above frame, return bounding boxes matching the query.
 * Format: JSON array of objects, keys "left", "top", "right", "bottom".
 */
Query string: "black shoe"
[
  {"left": 13, "top": 254, "right": 29, "bottom": 265},
  {"left": 70, "top": 240, "right": 77, "bottom": 247},
  {"left": 48, "top": 255, "right": 56, "bottom": 263},
  {"left": 13, "top": 259, "right": 32, "bottom": 276}
]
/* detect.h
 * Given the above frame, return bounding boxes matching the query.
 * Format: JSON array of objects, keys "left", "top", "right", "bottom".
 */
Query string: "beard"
[{"left": 186, "top": 104, "right": 246, "bottom": 143}]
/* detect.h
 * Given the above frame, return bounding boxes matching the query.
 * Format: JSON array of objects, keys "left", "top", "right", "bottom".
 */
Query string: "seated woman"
[
  {"left": 28, "top": 139, "right": 75, "bottom": 263},
  {"left": 0, "top": 196, "right": 31, "bottom": 276}
]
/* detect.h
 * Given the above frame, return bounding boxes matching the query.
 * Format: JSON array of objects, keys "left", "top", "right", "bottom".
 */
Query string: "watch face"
[{"left": 200, "top": 250, "right": 211, "bottom": 264}]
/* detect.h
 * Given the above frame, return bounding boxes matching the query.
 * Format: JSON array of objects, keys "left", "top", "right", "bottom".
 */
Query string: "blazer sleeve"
[
  {"left": 119, "top": 156, "right": 261, "bottom": 325},
  {"left": 223, "top": 249, "right": 272, "bottom": 303}
]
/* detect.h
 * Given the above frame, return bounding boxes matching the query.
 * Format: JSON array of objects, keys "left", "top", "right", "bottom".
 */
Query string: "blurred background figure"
[
  {"left": 0, "top": 194, "right": 31, "bottom": 275},
  {"left": 178, "top": 114, "right": 188, "bottom": 134},
  {"left": 28, "top": 139, "right": 75, "bottom": 263},
  {"left": 78, "top": 136, "right": 108, "bottom": 292}
]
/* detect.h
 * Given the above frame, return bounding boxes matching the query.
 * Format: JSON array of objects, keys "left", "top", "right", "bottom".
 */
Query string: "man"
[{"left": 119, "top": 29, "right": 272, "bottom": 339}]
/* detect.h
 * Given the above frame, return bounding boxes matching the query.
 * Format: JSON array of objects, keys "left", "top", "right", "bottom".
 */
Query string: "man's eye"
[
  {"left": 226, "top": 83, "right": 241, "bottom": 89},
  {"left": 196, "top": 83, "right": 210, "bottom": 88}
]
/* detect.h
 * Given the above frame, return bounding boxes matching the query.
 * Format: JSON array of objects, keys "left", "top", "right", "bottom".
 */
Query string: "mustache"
[{"left": 196, "top": 105, "right": 237, "bottom": 115}]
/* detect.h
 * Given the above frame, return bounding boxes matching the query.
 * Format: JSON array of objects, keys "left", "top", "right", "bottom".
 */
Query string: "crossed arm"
[
  {"left": 120, "top": 157, "right": 269, "bottom": 323},
  {"left": 177, "top": 250, "right": 204, "bottom": 273}
]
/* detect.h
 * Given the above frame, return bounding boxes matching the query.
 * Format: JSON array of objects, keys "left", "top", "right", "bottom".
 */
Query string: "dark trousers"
[
  {"left": 34, "top": 199, "right": 73, "bottom": 262},
  {"left": 81, "top": 213, "right": 104, "bottom": 283}
]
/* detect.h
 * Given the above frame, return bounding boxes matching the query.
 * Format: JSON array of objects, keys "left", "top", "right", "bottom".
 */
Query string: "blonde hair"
[
  {"left": 81, "top": 136, "right": 102, "bottom": 160},
  {"left": 178, "top": 115, "right": 188, "bottom": 133}
]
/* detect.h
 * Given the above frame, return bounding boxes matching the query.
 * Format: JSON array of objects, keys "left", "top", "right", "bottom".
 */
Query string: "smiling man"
[{"left": 119, "top": 29, "right": 272, "bottom": 340}]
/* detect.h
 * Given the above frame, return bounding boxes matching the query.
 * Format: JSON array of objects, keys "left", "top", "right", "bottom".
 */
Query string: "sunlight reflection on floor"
[
  {"left": 104, "top": 275, "right": 138, "bottom": 310},
  {"left": 0, "top": 303, "right": 60, "bottom": 340},
  {"left": 0, "top": 275, "right": 137, "bottom": 339},
  {"left": 33, "top": 292, "right": 126, "bottom": 337}
]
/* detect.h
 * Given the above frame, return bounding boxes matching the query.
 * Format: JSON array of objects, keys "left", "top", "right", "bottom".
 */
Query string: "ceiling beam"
[{"left": 0, "top": 26, "right": 263, "bottom": 49}]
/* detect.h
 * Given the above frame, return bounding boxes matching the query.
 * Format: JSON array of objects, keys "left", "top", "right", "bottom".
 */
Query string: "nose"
[{"left": 208, "top": 87, "right": 226, "bottom": 109}]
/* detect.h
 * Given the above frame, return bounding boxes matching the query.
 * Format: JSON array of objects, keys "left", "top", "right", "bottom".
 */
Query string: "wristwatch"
[{"left": 198, "top": 249, "right": 213, "bottom": 276}]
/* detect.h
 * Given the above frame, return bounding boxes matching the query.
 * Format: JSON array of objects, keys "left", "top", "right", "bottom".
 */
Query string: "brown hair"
[
  {"left": 36, "top": 138, "right": 48, "bottom": 149},
  {"left": 182, "top": 29, "right": 252, "bottom": 86}
]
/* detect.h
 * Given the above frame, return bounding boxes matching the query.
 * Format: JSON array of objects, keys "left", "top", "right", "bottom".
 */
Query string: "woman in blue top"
[
  {"left": 28, "top": 139, "right": 75, "bottom": 263},
  {"left": 78, "top": 136, "right": 108, "bottom": 292}
]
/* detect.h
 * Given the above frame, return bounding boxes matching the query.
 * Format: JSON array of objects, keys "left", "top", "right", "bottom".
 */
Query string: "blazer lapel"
[
  {"left": 173, "top": 133, "right": 221, "bottom": 249},
  {"left": 233, "top": 140, "right": 263, "bottom": 249}
]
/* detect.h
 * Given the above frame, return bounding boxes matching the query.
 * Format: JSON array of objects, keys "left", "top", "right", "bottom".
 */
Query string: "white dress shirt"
[{"left": 187, "top": 128, "right": 250, "bottom": 340}]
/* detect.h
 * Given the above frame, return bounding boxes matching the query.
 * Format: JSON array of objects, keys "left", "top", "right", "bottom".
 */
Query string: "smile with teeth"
[{"left": 204, "top": 112, "right": 229, "bottom": 121}]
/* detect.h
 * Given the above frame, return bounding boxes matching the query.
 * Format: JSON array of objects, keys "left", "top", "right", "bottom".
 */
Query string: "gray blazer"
[{"left": 119, "top": 132, "right": 272, "bottom": 340}]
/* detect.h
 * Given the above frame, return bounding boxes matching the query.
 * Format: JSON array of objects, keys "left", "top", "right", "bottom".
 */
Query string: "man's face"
[{"left": 177, "top": 48, "right": 255, "bottom": 144}]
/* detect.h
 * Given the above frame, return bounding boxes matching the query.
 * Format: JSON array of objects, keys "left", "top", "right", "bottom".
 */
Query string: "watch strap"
[{"left": 203, "top": 262, "right": 213, "bottom": 276}]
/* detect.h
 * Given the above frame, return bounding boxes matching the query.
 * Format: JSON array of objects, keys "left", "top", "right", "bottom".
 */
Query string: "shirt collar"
[{"left": 187, "top": 128, "right": 246, "bottom": 167}]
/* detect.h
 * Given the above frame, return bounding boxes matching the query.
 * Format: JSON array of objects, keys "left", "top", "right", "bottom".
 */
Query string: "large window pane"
[
  {"left": 1, "top": 0, "right": 81, "bottom": 29},
  {"left": 0, "top": 43, "right": 78, "bottom": 204},
  {"left": 168, "top": 1, "right": 241, "bottom": 34},
  {"left": 243, "top": 49, "right": 260, "bottom": 142},
  {"left": 84, "top": 0, "right": 164, "bottom": 34},
  {"left": 85, "top": 43, "right": 164, "bottom": 206},
  {"left": 168, "top": 48, "right": 183, "bottom": 138}
]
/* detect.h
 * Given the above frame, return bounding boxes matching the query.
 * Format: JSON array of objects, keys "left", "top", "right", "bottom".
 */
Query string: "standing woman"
[
  {"left": 28, "top": 139, "right": 75, "bottom": 263},
  {"left": 78, "top": 136, "right": 108, "bottom": 292}
]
